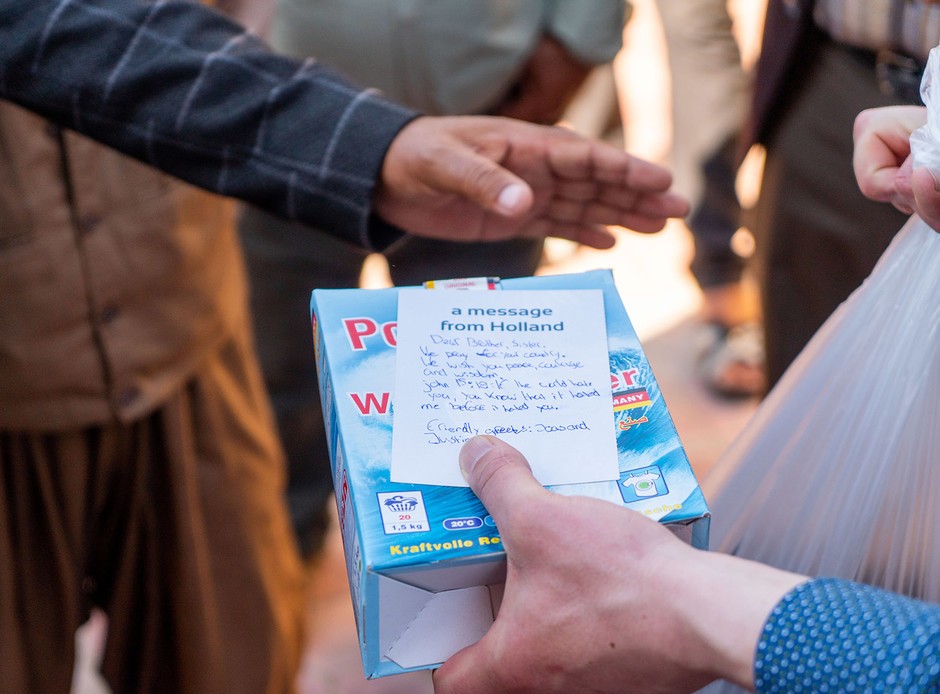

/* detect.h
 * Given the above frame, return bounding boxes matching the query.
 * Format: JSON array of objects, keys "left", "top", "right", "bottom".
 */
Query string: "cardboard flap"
[{"left": 379, "top": 576, "right": 494, "bottom": 669}]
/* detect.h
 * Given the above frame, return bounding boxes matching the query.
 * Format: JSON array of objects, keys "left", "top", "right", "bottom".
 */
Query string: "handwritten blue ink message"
[{"left": 391, "top": 289, "right": 619, "bottom": 487}]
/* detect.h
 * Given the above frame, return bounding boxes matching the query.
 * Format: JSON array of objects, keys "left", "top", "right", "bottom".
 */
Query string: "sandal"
[{"left": 697, "top": 321, "right": 766, "bottom": 399}]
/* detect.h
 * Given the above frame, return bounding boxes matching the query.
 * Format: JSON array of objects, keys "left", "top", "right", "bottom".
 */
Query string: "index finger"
[{"left": 547, "top": 138, "right": 674, "bottom": 192}]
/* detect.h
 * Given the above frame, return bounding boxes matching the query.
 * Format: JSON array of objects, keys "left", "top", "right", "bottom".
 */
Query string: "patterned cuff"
[{"left": 754, "top": 577, "right": 940, "bottom": 693}]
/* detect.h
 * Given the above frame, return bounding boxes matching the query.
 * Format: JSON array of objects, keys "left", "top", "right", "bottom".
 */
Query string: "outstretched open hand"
[{"left": 374, "top": 116, "right": 689, "bottom": 249}]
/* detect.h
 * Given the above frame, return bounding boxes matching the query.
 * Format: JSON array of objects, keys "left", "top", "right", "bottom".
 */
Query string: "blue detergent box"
[{"left": 310, "top": 269, "right": 710, "bottom": 679}]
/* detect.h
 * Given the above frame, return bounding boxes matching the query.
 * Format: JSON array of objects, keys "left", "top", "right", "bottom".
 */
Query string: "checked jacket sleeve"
[{"left": 0, "top": 0, "right": 419, "bottom": 249}]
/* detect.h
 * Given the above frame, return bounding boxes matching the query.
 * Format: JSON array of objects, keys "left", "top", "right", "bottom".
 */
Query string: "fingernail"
[
  {"left": 459, "top": 436, "right": 494, "bottom": 480},
  {"left": 930, "top": 169, "right": 940, "bottom": 192},
  {"left": 497, "top": 184, "right": 526, "bottom": 213}
]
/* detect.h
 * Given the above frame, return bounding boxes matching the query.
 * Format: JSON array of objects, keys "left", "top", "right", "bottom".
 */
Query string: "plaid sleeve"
[
  {"left": 755, "top": 578, "right": 940, "bottom": 693},
  {"left": 0, "top": 0, "right": 419, "bottom": 249}
]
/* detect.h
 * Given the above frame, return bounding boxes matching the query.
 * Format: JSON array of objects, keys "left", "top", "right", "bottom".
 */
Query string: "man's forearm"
[{"left": 667, "top": 550, "right": 806, "bottom": 690}]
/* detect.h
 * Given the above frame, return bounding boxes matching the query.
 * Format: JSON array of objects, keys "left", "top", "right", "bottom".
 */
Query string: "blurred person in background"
[
  {"left": 236, "top": 0, "right": 631, "bottom": 558},
  {"left": 655, "top": 0, "right": 765, "bottom": 399},
  {"left": 743, "top": 0, "right": 937, "bottom": 388}
]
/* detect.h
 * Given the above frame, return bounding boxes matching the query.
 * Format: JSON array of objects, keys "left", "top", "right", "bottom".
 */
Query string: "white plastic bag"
[
  {"left": 912, "top": 47, "right": 940, "bottom": 172},
  {"left": 706, "top": 44, "right": 940, "bottom": 605},
  {"left": 707, "top": 217, "right": 940, "bottom": 601}
]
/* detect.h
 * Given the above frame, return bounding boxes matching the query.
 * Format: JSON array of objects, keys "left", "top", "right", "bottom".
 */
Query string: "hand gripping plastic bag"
[{"left": 705, "top": 45, "right": 940, "bottom": 606}]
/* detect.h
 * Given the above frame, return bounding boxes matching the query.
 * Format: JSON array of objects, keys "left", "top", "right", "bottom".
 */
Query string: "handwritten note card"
[{"left": 391, "top": 289, "right": 619, "bottom": 487}]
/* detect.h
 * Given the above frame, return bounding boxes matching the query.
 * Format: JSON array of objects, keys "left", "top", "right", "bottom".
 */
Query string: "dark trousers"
[{"left": 755, "top": 34, "right": 911, "bottom": 387}]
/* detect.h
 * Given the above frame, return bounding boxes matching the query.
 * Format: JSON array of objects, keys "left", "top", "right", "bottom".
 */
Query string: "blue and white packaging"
[{"left": 310, "top": 269, "right": 710, "bottom": 679}]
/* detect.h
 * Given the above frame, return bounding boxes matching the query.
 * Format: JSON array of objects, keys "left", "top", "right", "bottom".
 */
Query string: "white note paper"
[{"left": 391, "top": 289, "right": 619, "bottom": 487}]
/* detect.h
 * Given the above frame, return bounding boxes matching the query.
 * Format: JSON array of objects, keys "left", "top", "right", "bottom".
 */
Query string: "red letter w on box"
[{"left": 350, "top": 392, "right": 391, "bottom": 415}]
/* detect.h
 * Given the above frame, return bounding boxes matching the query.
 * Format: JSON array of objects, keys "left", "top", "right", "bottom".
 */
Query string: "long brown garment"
[{"left": 0, "top": 320, "right": 305, "bottom": 693}]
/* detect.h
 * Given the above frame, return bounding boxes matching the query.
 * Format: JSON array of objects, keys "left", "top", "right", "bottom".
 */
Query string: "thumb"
[
  {"left": 436, "top": 144, "right": 534, "bottom": 217},
  {"left": 433, "top": 437, "right": 544, "bottom": 693},
  {"left": 459, "top": 436, "right": 546, "bottom": 536},
  {"left": 911, "top": 166, "right": 940, "bottom": 230}
]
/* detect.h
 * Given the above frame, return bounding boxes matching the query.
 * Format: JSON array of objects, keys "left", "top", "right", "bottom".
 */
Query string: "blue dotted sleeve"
[{"left": 755, "top": 578, "right": 940, "bottom": 693}]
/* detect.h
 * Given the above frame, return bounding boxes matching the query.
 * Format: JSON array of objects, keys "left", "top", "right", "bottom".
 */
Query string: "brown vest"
[{"left": 0, "top": 101, "right": 247, "bottom": 430}]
